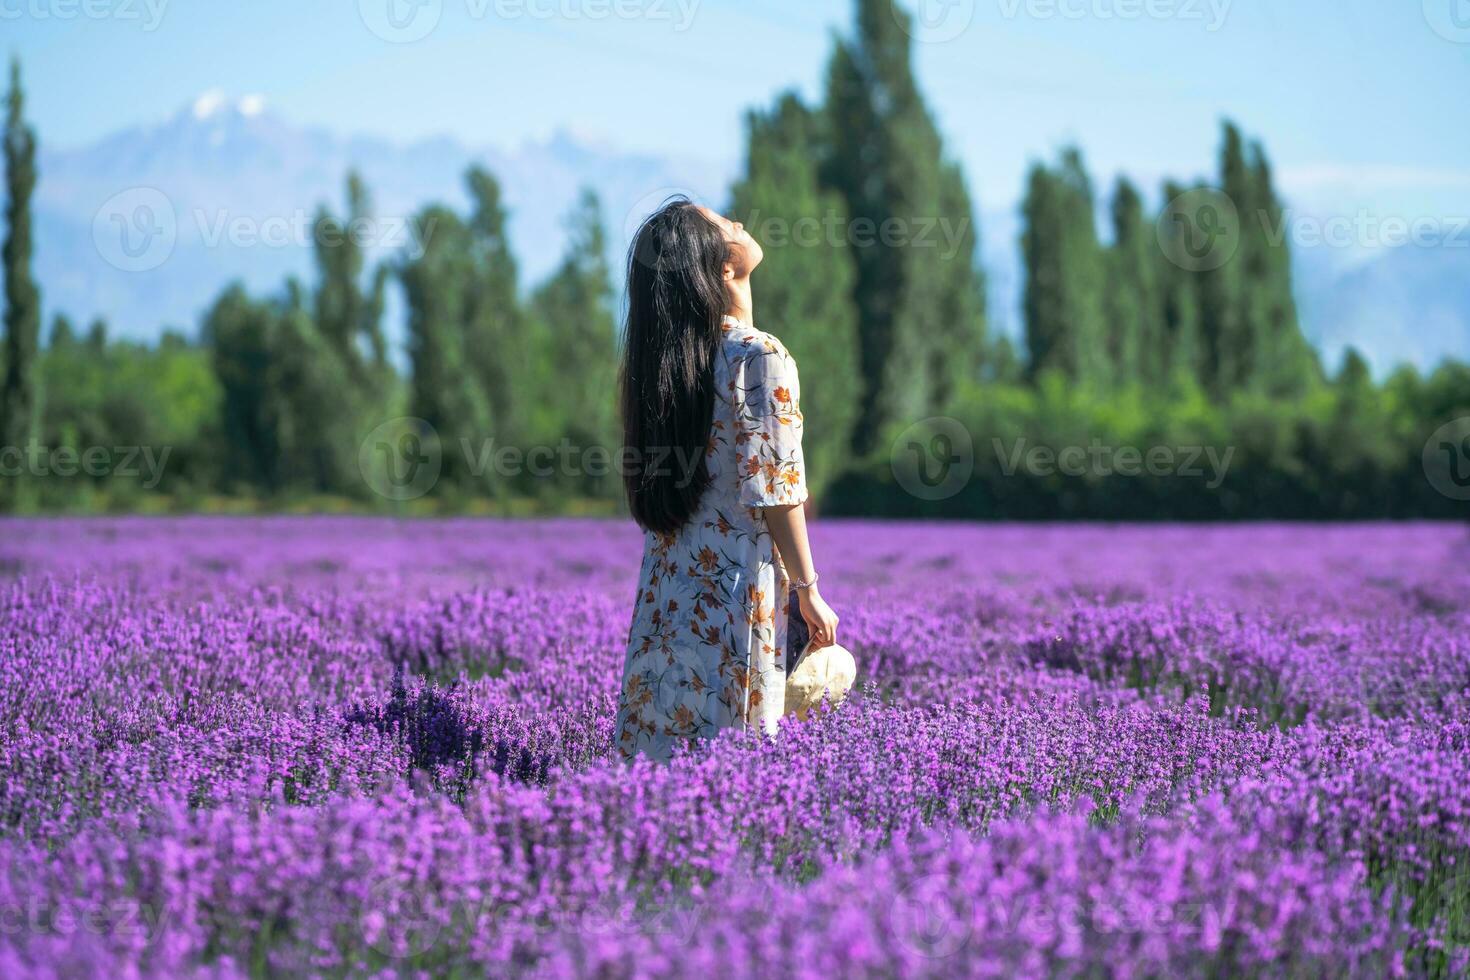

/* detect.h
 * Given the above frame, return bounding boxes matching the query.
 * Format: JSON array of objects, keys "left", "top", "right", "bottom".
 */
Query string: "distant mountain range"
[
  {"left": 32, "top": 93, "right": 1469, "bottom": 376},
  {"left": 37, "top": 93, "right": 736, "bottom": 349}
]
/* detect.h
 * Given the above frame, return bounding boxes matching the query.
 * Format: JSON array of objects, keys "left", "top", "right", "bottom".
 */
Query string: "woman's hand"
[{"left": 797, "top": 586, "right": 839, "bottom": 649}]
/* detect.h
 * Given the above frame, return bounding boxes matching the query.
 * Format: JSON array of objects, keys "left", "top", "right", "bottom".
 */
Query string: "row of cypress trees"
[{"left": 1023, "top": 124, "right": 1316, "bottom": 400}]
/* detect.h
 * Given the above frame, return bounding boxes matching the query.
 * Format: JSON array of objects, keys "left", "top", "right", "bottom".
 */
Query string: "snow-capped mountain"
[{"left": 36, "top": 93, "right": 735, "bottom": 344}]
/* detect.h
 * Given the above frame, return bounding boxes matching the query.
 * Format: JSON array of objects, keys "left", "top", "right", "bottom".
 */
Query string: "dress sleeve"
[{"left": 736, "top": 340, "right": 809, "bottom": 509}]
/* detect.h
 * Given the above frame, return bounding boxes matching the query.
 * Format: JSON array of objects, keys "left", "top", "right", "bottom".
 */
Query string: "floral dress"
[{"left": 615, "top": 315, "right": 808, "bottom": 762}]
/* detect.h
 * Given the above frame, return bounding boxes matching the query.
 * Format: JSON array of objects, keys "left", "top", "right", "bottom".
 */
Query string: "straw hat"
[{"left": 784, "top": 643, "right": 857, "bottom": 721}]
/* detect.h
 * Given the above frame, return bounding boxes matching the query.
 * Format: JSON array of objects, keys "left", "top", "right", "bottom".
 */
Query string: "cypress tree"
[
  {"left": 313, "top": 172, "right": 389, "bottom": 376},
  {"left": 2, "top": 58, "right": 40, "bottom": 479},
  {"left": 1157, "top": 180, "right": 1205, "bottom": 388},
  {"left": 1247, "top": 141, "right": 1316, "bottom": 395},
  {"left": 85, "top": 317, "right": 107, "bottom": 351},
  {"left": 930, "top": 160, "right": 989, "bottom": 410},
  {"left": 1105, "top": 177, "right": 1160, "bottom": 389},
  {"left": 1197, "top": 121, "right": 1252, "bottom": 395},
  {"left": 308, "top": 173, "right": 392, "bottom": 493},
  {"left": 823, "top": 0, "right": 952, "bottom": 453},
  {"left": 400, "top": 205, "right": 492, "bottom": 494},
  {"left": 204, "top": 285, "right": 288, "bottom": 493},
  {"left": 1021, "top": 149, "right": 1107, "bottom": 388},
  {"left": 1190, "top": 121, "right": 1317, "bottom": 398},
  {"left": 48, "top": 314, "right": 75, "bottom": 350},
  {"left": 464, "top": 167, "right": 527, "bottom": 457},
  {"left": 731, "top": 91, "right": 862, "bottom": 499},
  {"left": 1022, "top": 164, "right": 1062, "bottom": 381},
  {"left": 204, "top": 281, "right": 353, "bottom": 497},
  {"left": 529, "top": 188, "right": 617, "bottom": 477},
  {"left": 274, "top": 284, "right": 358, "bottom": 494}
]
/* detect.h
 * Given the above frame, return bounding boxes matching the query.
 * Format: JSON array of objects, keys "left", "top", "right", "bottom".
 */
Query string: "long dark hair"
[{"left": 619, "top": 198, "right": 731, "bottom": 535}]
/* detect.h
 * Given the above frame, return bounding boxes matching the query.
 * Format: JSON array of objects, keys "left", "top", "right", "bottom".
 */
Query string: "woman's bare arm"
[
  {"left": 763, "top": 503, "right": 839, "bottom": 648},
  {"left": 763, "top": 503, "right": 816, "bottom": 583}
]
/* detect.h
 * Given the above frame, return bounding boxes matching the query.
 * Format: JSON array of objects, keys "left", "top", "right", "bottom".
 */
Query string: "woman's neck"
[{"left": 725, "top": 279, "right": 754, "bottom": 327}]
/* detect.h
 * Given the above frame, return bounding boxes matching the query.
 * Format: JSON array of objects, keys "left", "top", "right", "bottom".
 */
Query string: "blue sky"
[{"left": 9, "top": 0, "right": 1470, "bottom": 221}]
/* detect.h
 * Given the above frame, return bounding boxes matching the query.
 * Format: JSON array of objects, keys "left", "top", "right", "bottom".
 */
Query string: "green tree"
[
  {"left": 930, "top": 160, "right": 990, "bottom": 410},
  {"left": 1202, "top": 122, "right": 1252, "bottom": 394},
  {"left": 1245, "top": 141, "right": 1317, "bottom": 395},
  {"left": 731, "top": 92, "right": 862, "bottom": 499},
  {"left": 47, "top": 313, "right": 75, "bottom": 350},
  {"left": 1199, "top": 121, "right": 1317, "bottom": 398},
  {"left": 823, "top": 0, "right": 966, "bottom": 453},
  {"left": 464, "top": 167, "right": 529, "bottom": 460},
  {"left": 85, "top": 317, "right": 107, "bottom": 352},
  {"left": 400, "top": 205, "right": 492, "bottom": 494},
  {"left": 313, "top": 172, "right": 389, "bottom": 375},
  {"left": 308, "top": 173, "right": 394, "bottom": 494},
  {"left": 205, "top": 278, "right": 361, "bottom": 498},
  {"left": 1105, "top": 177, "right": 1160, "bottom": 388},
  {"left": 2, "top": 58, "right": 41, "bottom": 502},
  {"left": 1021, "top": 149, "right": 1107, "bottom": 388},
  {"left": 273, "top": 284, "right": 359, "bottom": 494},
  {"left": 204, "top": 285, "right": 290, "bottom": 493},
  {"left": 1157, "top": 179, "right": 1205, "bottom": 387},
  {"left": 527, "top": 188, "right": 617, "bottom": 495}
]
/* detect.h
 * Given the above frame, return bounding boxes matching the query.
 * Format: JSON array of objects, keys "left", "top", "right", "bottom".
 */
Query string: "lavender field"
[{"left": 1, "top": 519, "right": 1468, "bottom": 978}]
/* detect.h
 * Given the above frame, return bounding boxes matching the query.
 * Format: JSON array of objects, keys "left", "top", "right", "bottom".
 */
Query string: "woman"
[{"left": 614, "top": 198, "right": 841, "bottom": 763}]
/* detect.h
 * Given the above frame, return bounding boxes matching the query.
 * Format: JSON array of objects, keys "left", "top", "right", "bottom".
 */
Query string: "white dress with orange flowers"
[{"left": 615, "top": 315, "right": 808, "bottom": 762}]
